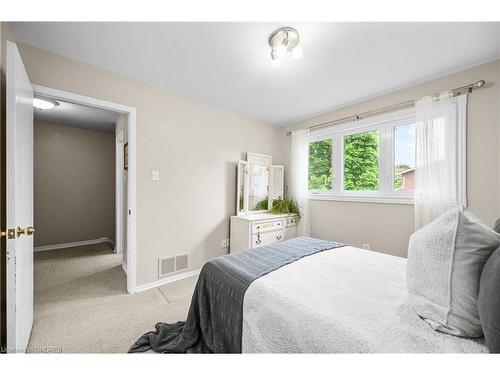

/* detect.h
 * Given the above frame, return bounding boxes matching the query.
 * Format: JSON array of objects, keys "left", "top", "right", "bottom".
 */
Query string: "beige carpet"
[{"left": 28, "top": 243, "right": 198, "bottom": 353}]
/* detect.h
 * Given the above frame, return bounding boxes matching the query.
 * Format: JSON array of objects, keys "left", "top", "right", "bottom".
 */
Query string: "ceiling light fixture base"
[{"left": 268, "top": 27, "right": 302, "bottom": 64}]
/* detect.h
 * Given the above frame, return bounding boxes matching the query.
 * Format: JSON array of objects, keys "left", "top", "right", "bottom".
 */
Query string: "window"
[
  {"left": 308, "top": 139, "right": 332, "bottom": 191},
  {"left": 307, "top": 97, "right": 466, "bottom": 204},
  {"left": 394, "top": 123, "right": 416, "bottom": 191},
  {"left": 306, "top": 98, "right": 466, "bottom": 204},
  {"left": 344, "top": 130, "right": 379, "bottom": 191}
]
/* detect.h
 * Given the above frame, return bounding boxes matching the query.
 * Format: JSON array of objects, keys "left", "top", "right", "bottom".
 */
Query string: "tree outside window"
[
  {"left": 308, "top": 139, "right": 332, "bottom": 190},
  {"left": 344, "top": 131, "right": 379, "bottom": 191}
]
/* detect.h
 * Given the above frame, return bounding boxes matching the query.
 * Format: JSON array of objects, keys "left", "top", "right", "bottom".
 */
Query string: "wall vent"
[
  {"left": 158, "top": 253, "right": 189, "bottom": 278},
  {"left": 175, "top": 254, "right": 188, "bottom": 271}
]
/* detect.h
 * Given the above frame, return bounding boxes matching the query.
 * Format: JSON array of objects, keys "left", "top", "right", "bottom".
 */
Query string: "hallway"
[{"left": 28, "top": 244, "right": 197, "bottom": 353}]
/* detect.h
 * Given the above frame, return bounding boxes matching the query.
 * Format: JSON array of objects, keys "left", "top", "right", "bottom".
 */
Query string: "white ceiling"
[
  {"left": 34, "top": 98, "right": 119, "bottom": 132},
  {"left": 12, "top": 22, "right": 500, "bottom": 125}
]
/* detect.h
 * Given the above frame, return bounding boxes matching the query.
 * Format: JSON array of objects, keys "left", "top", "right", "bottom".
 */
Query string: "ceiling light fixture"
[
  {"left": 268, "top": 27, "right": 302, "bottom": 67},
  {"left": 33, "top": 97, "right": 59, "bottom": 110}
]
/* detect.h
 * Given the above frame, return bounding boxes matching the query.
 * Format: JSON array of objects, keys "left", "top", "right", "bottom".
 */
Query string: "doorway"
[{"left": 32, "top": 85, "right": 137, "bottom": 293}]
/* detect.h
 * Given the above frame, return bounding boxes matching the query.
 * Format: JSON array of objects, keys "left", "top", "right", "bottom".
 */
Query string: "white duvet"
[{"left": 242, "top": 246, "right": 488, "bottom": 353}]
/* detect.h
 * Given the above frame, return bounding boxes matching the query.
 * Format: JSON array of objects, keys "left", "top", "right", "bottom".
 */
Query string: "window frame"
[{"left": 307, "top": 96, "right": 467, "bottom": 205}]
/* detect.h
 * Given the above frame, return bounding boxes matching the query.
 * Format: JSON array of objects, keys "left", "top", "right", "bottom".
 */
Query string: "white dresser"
[
  {"left": 230, "top": 151, "right": 299, "bottom": 253},
  {"left": 230, "top": 213, "right": 298, "bottom": 253}
]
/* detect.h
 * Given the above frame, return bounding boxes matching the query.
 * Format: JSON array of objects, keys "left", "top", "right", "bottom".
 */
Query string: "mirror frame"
[
  {"left": 236, "top": 160, "right": 249, "bottom": 215},
  {"left": 236, "top": 153, "right": 286, "bottom": 216}
]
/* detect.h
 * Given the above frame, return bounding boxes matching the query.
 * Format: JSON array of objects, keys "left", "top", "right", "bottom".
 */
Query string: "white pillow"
[{"left": 407, "top": 206, "right": 500, "bottom": 337}]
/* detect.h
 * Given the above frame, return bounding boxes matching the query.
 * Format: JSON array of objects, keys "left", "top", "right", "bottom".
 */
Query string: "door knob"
[
  {"left": 17, "top": 226, "right": 35, "bottom": 237},
  {"left": 1, "top": 229, "right": 16, "bottom": 239}
]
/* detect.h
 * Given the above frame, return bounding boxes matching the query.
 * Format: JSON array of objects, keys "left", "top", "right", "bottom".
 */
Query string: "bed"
[
  {"left": 129, "top": 237, "right": 489, "bottom": 353},
  {"left": 242, "top": 246, "right": 487, "bottom": 353}
]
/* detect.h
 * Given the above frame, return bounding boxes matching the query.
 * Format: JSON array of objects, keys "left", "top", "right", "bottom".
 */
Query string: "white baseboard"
[
  {"left": 133, "top": 269, "right": 201, "bottom": 293},
  {"left": 34, "top": 237, "right": 116, "bottom": 252}
]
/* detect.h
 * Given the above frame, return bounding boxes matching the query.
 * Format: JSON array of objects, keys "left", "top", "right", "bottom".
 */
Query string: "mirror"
[
  {"left": 247, "top": 152, "right": 272, "bottom": 212},
  {"left": 249, "top": 164, "right": 269, "bottom": 211},
  {"left": 270, "top": 165, "right": 284, "bottom": 201},
  {"left": 236, "top": 152, "right": 285, "bottom": 216}
]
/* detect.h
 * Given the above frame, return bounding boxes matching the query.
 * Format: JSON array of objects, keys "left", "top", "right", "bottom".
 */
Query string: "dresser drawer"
[
  {"left": 251, "top": 219, "right": 284, "bottom": 234},
  {"left": 252, "top": 230, "right": 285, "bottom": 248},
  {"left": 285, "top": 217, "right": 298, "bottom": 227}
]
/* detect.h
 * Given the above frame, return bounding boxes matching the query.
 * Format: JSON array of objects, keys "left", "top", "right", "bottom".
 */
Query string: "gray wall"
[
  {"left": 16, "top": 39, "right": 499, "bottom": 284},
  {"left": 34, "top": 121, "right": 115, "bottom": 247},
  {"left": 284, "top": 60, "right": 500, "bottom": 258},
  {"left": 18, "top": 43, "right": 287, "bottom": 286}
]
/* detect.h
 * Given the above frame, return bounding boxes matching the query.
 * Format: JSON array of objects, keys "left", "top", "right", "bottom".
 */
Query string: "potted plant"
[{"left": 270, "top": 198, "right": 301, "bottom": 221}]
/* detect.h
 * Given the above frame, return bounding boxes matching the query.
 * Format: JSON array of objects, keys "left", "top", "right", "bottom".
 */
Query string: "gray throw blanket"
[{"left": 129, "top": 236, "right": 344, "bottom": 353}]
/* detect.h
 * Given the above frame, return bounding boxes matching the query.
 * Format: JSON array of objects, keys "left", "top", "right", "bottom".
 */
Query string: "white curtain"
[
  {"left": 290, "top": 129, "right": 311, "bottom": 236},
  {"left": 415, "top": 91, "right": 464, "bottom": 229}
]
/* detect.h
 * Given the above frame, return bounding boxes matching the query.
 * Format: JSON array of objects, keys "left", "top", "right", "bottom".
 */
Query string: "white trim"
[
  {"left": 308, "top": 194, "right": 414, "bottom": 205},
  {"left": 134, "top": 269, "right": 201, "bottom": 293},
  {"left": 32, "top": 85, "right": 138, "bottom": 294},
  {"left": 34, "top": 237, "right": 115, "bottom": 252},
  {"left": 122, "top": 263, "right": 128, "bottom": 275},
  {"left": 115, "top": 130, "right": 124, "bottom": 254},
  {"left": 309, "top": 107, "right": 416, "bottom": 141}
]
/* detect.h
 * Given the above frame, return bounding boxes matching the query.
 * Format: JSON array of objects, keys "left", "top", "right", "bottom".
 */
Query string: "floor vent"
[{"left": 158, "top": 254, "right": 189, "bottom": 278}]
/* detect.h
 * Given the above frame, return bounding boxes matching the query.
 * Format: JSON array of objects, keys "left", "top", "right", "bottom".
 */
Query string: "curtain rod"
[{"left": 285, "top": 80, "right": 486, "bottom": 136}]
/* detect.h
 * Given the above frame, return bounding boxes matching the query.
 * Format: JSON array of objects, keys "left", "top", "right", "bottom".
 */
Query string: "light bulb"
[
  {"left": 275, "top": 44, "right": 287, "bottom": 59},
  {"left": 291, "top": 46, "right": 303, "bottom": 59},
  {"left": 33, "top": 98, "right": 58, "bottom": 110}
]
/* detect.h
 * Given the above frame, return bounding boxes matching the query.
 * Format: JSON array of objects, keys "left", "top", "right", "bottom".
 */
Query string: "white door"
[{"left": 6, "top": 41, "right": 34, "bottom": 353}]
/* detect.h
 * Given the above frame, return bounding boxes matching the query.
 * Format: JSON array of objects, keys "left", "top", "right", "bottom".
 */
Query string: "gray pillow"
[
  {"left": 494, "top": 218, "right": 500, "bottom": 234},
  {"left": 479, "top": 247, "right": 500, "bottom": 352},
  {"left": 407, "top": 206, "right": 500, "bottom": 337}
]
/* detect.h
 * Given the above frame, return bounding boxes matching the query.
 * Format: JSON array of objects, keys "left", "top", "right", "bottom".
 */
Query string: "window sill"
[{"left": 307, "top": 193, "right": 414, "bottom": 205}]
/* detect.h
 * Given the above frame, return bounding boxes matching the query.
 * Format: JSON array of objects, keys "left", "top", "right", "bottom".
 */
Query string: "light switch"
[{"left": 152, "top": 170, "right": 160, "bottom": 181}]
